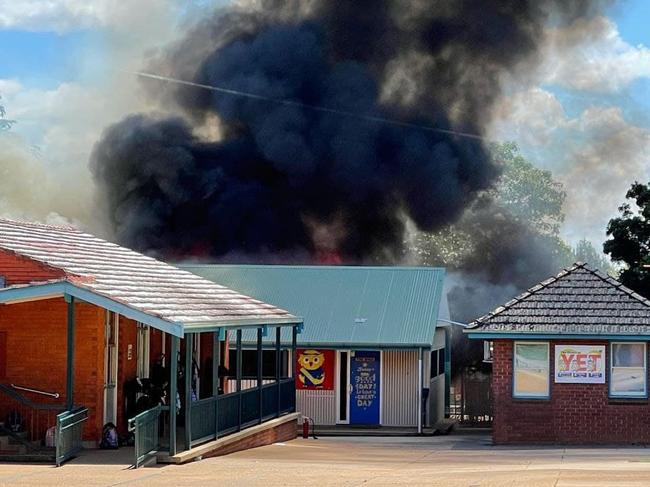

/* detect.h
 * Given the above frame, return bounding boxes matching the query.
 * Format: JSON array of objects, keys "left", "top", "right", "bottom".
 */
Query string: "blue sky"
[{"left": 0, "top": 1, "right": 649, "bottom": 249}]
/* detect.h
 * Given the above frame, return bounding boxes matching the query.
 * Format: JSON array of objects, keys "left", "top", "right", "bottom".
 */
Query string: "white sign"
[{"left": 554, "top": 345, "right": 606, "bottom": 383}]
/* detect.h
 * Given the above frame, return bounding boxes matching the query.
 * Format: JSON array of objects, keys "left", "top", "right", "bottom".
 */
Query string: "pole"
[
  {"left": 169, "top": 336, "right": 179, "bottom": 456},
  {"left": 257, "top": 327, "right": 263, "bottom": 423},
  {"left": 417, "top": 347, "right": 423, "bottom": 434},
  {"left": 236, "top": 329, "right": 242, "bottom": 431},
  {"left": 184, "top": 333, "right": 193, "bottom": 450},
  {"left": 213, "top": 330, "right": 220, "bottom": 438},
  {"left": 276, "top": 327, "right": 281, "bottom": 416},
  {"left": 65, "top": 295, "right": 75, "bottom": 411}
]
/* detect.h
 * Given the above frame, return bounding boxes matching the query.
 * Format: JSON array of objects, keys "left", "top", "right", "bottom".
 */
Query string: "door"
[
  {"left": 103, "top": 312, "right": 119, "bottom": 425},
  {"left": 350, "top": 350, "right": 381, "bottom": 425}
]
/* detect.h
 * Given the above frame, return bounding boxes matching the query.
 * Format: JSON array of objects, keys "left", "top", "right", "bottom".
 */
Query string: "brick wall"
[
  {"left": 0, "top": 249, "right": 65, "bottom": 285},
  {"left": 0, "top": 298, "right": 104, "bottom": 442},
  {"left": 493, "top": 339, "right": 650, "bottom": 444}
]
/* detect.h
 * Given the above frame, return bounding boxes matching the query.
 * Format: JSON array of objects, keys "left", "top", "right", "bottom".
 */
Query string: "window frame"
[
  {"left": 609, "top": 342, "right": 648, "bottom": 399},
  {"left": 512, "top": 341, "right": 550, "bottom": 400}
]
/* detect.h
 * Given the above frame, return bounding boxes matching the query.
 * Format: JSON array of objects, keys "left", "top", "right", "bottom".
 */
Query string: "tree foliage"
[{"left": 604, "top": 181, "right": 650, "bottom": 297}]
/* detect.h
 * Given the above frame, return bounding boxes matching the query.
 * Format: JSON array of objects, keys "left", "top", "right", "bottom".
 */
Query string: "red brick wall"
[
  {"left": 492, "top": 339, "right": 650, "bottom": 444},
  {"left": 116, "top": 315, "right": 138, "bottom": 437},
  {"left": 0, "top": 298, "right": 104, "bottom": 442},
  {"left": 0, "top": 249, "right": 65, "bottom": 285}
]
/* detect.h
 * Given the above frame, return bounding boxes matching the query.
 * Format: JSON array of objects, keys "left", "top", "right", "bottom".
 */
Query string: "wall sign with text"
[{"left": 554, "top": 345, "right": 605, "bottom": 384}]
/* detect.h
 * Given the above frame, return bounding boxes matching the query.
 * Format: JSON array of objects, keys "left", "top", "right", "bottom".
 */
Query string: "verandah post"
[
  {"left": 184, "top": 333, "right": 193, "bottom": 450},
  {"left": 169, "top": 336, "right": 179, "bottom": 456},
  {"left": 276, "top": 327, "right": 281, "bottom": 417},
  {"left": 236, "top": 329, "right": 242, "bottom": 431},
  {"left": 64, "top": 294, "right": 75, "bottom": 411},
  {"left": 213, "top": 329, "right": 220, "bottom": 438},
  {"left": 291, "top": 325, "right": 298, "bottom": 413},
  {"left": 257, "top": 327, "right": 263, "bottom": 424}
]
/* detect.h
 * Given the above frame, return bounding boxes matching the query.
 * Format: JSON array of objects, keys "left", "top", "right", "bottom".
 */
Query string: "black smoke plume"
[{"left": 91, "top": 0, "right": 603, "bottom": 263}]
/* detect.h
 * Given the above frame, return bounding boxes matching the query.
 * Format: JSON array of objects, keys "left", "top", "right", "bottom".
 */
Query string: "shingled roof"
[
  {"left": 0, "top": 218, "right": 299, "bottom": 336},
  {"left": 465, "top": 262, "right": 650, "bottom": 337}
]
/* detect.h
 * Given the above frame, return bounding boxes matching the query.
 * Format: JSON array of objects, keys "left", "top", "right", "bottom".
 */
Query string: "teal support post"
[
  {"left": 169, "top": 336, "right": 179, "bottom": 456},
  {"left": 291, "top": 326, "right": 298, "bottom": 379},
  {"left": 236, "top": 329, "right": 242, "bottom": 431},
  {"left": 257, "top": 327, "right": 263, "bottom": 424},
  {"left": 444, "top": 328, "right": 451, "bottom": 417},
  {"left": 64, "top": 294, "right": 75, "bottom": 411},
  {"left": 184, "top": 333, "right": 193, "bottom": 450},
  {"left": 275, "top": 327, "right": 281, "bottom": 417},
  {"left": 213, "top": 330, "right": 220, "bottom": 438}
]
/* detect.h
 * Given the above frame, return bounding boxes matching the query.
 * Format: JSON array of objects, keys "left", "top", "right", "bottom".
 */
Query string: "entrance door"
[
  {"left": 349, "top": 350, "right": 381, "bottom": 425},
  {"left": 103, "top": 312, "right": 119, "bottom": 425}
]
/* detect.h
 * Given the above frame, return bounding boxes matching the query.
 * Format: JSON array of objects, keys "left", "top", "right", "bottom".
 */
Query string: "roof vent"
[{"left": 354, "top": 318, "right": 367, "bottom": 324}]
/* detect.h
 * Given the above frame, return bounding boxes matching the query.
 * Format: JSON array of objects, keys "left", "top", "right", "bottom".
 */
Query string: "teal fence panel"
[
  {"left": 190, "top": 397, "right": 216, "bottom": 447},
  {"left": 55, "top": 407, "right": 88, "bottom": 466},
  {"left": 280, "top": 379, "right": 295, "bottom": 414},
  {"left": 217, "top": 393, "right": 239, "bottom": 434},
  {"left": 261, "top": 383, "right": 279, "bottom": 420},
  {"left": 241, "top": 389, "right": 260, "bottom": 426},
  {"left": 128, "top": 405, "right": 162, "bottom": 468}
]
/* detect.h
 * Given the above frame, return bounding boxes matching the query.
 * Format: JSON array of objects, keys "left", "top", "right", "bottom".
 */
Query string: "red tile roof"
[{"left": 0, "top": 218, "right": 298, "bottom": 329}]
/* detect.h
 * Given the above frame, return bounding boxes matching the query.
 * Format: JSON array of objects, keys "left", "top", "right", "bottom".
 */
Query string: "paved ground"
[{"left": 4, "top": 433, "right": 650, "bottom": 486}]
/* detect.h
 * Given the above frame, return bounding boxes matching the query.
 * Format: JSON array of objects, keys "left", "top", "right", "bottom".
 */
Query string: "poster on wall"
[
  {"left": 554, "top": 345, "right": 605, "bottom": 383},
  {"left": 296, "top": 349, "right": 335, "bottom": 390}
]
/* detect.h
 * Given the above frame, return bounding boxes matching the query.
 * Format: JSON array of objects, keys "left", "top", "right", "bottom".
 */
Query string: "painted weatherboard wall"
[
  {"left": 297, "top": 389, "right": 338, "bottom": 425},
  {"left": 382, "top": 350, "right": 419, "bottom": 427}
]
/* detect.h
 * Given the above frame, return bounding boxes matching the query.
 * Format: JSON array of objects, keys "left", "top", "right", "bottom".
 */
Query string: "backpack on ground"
[{"left": 99, "top": 422, "right": 119, "bottom": 449}]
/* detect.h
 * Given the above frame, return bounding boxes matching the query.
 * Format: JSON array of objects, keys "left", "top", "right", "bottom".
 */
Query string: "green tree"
[
  {"left": 412, "top": 142, "right": 573, "bottom": 269},
  {"left": 604, "top": 181, "right": 650, "bottom": 297},
  {"left": 574, "top": 239, "right": 616, "bottom": 275}
]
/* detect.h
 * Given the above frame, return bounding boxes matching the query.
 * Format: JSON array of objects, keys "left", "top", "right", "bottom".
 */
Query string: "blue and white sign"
[{"left": 350, "top": 350, "right": 381, "bottom": 425}]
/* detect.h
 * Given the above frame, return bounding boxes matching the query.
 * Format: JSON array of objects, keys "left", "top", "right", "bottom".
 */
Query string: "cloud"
[
  {"left": 489, "top": 87, "right": 570, "bottom": 146},
  {"left": 559, "top": 106, "right": 650, "bottom": 245},
  {"left": 540, "top": 16, "right": 650, "bottom": 93},
  {"left": 489, "top": 86, "right": 650, "bottom": 249},
  {"left": 0, "top": 0, "right": 182, "bottom": 33}
]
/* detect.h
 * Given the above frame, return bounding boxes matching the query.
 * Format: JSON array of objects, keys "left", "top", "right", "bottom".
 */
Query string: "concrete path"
[{"left": 3, "top": 434, "right": 650, "bottom": 486}]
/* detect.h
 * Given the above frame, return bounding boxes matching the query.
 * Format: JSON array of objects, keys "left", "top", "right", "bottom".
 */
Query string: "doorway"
[
  {"left": 349, "top": 350, "right": 381, "bottom": 426},
  {"left": 336, "top": 351, "right": 350, "bottom": 424}
]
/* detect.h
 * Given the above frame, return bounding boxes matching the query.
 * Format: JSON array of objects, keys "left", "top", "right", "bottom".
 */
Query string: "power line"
[{"left": 132, "top": 71, "right": 486, "bottom": 141}]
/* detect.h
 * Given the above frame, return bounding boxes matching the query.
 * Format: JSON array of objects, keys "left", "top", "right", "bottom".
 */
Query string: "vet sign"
[{"left": 554, "top": 345, "right": 605, "bottom": 383}]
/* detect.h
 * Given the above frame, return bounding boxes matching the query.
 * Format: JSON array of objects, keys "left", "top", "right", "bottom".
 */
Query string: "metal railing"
[
  {"left": 187, "top": 377, "right": 296, "bottom": 449},
  {"left": 0, "top": 383, "right": 64, "bottom": 444},
  {"left": 128, "top": 405, "right": 164, "bottom": 468},
  {"left": 55, "top": 407, "right": 88, "bottom": 466}
]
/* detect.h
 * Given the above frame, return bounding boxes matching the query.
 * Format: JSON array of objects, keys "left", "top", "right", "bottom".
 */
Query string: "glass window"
[
  {"left": 513, "top": 342, "right": 549, "bottom": 398},
  {"left": 610, "top": 342, "right": 647, "bottom": 398}
]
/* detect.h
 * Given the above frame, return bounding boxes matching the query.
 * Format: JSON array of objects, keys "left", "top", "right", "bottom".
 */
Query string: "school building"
[
  {"left": 181, "top": 265, "right": 450, "bottom": 433},
  {"left": 466, "top": 262, "right": 650, "bottom": 444},
  {"left": 0, "top": 218, "right": 302, "bottom": 466}
]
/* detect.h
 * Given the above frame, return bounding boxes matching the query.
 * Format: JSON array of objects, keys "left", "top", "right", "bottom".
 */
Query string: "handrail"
[
  {"left": 11, "top": 383, "right": 60, "bottom": 399},
  {"left": 0, "top": 383, "right": 64, "bottom": 410}
]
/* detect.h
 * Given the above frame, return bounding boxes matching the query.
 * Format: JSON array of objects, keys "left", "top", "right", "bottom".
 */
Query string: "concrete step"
[{"left": 0, "top": 452, "right": 55, "bottom": 463}]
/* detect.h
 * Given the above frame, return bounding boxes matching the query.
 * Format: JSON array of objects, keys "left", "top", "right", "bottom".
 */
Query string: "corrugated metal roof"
[
  {"left": 179, "top": 265, "right": 446, "bottom": 347},
  {"left": 0, "top": 219, "right": 299, "bottom": 332},
  {"left": 466, "top": 262, "right": 650, "bottom": 336}
]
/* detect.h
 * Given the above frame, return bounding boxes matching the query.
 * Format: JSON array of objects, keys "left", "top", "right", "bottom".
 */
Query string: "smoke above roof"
[{"left": 90, "top": 0, "right": 605, "bottom": 263}]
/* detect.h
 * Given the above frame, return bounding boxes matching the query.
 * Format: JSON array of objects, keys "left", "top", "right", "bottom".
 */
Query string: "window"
[
  {"left": 513, "top": 342, "right": 550, "bottom": 399},
  {"left": 430, "top": 349, "right": 445, "bottom": 377},
  {"left": 0, "top": 275, "right": 5, "bottom": 288},
  {"left": 484, "top": 341, "right": 494, "bottom": 363},
  {"left": 610, "top": 342, "right": 647, "bottom": 398}
]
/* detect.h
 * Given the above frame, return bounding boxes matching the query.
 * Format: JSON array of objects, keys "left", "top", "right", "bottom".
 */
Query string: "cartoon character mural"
[{"left": 296, "top": 349, "right": 335, "bottom": 390}]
